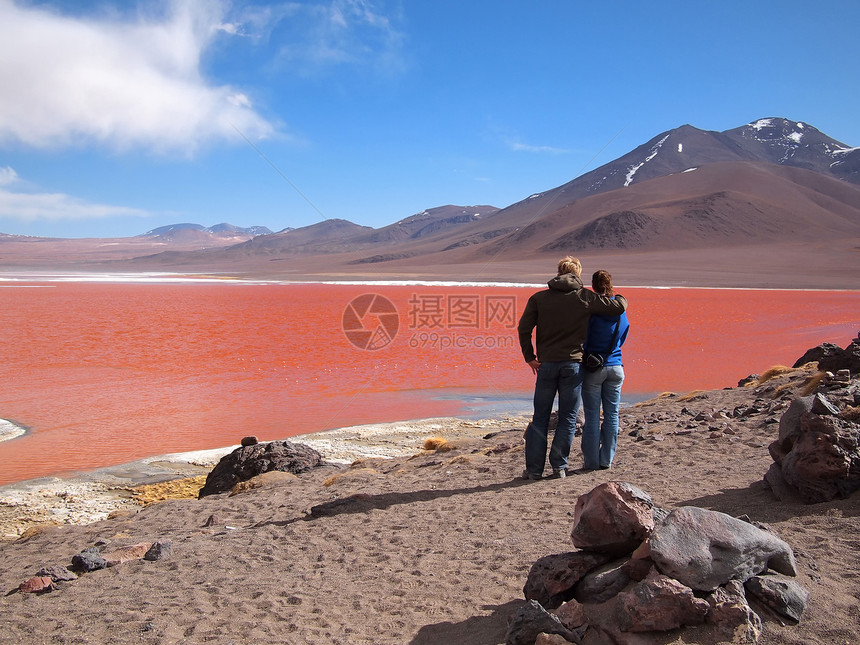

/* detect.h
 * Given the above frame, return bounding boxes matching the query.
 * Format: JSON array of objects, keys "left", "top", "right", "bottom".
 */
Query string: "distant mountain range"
[
  {"left": 2, "top": 117, "right": 859, "bottom": 288},
  {"left": 142, "top": 223, "right": 275, "bottom": 239}
]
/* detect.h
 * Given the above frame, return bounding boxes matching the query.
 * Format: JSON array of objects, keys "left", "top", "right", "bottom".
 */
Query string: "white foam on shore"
[{"left": 0, "top": 419, "right": 26, "bottom": 442}]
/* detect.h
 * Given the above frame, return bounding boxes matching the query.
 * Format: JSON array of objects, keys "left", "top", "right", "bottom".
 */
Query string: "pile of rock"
[
  {"left": 506, "top": 482, "right": 807, "bottom": 645},
  {"left": 12, "top": 539, "right": 173, "bottom": 595},
  {"left": 766, "top": 334, "right": 860, "bottom": 503}
]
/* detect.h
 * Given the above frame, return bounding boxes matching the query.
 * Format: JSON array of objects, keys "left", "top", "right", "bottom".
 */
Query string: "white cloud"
[
  {"left": 0, "top": 185, "right": 149, "bottom": 222},
  {"left": 0, "top": 166, "right": 19, "bottom": 186},
  {"left": 506, "top": 139, "right": 571, "bottom": 155},
  {"left": 269, "top": 0, "right": 406, "bottom": 73},
  {"left": 0, "top": 0, "right": 275, "bottom": 155}
]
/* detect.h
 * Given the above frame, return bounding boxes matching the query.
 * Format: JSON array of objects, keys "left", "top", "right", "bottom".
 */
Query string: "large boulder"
[
  {"left": 779, "top": 412, "right": 860, "bottom": 503},
  {"left": 570, "top": 482, "right": 655, "bottom": 556},
  {"left": 649, "top": 506, "right": 797, "bottom": 591},
  {"left": 818, "top": 334, "right": 860, "bottom": 374},
  {"left": 198, "top": 440, "right": 322, "bottom": 498},
  {"left": 792, "top": 342, "right": 844, "bottom": 368}
]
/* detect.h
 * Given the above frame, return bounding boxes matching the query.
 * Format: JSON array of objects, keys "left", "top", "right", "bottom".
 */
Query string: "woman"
[{"left": 581, "top": 270, "right": 630, "bottom": 470}]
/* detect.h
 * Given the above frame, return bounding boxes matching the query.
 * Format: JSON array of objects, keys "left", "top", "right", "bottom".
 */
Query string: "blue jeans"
[
  {"left": 581, "top": 365, "right": 625, "bottom": 470},
  {"left": 524, "top": 361, "right": 582, "bottom": 475}
]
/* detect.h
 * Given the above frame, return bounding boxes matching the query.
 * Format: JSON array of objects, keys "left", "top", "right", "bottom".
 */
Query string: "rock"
[
  {"left": 523, "top": 551, "right": 614, "bottom": 610},
  {"left": 570, "top": 482, "right": 654, "bottom": 556},
  {"left": 763, "top": 462, "right": 803, "bottom": 503},
  {"left": 615, "top": 570, "right": 709, "bottom": 632},
  {"left": 240, "top": 435, "right": 259, "bottom": 446},
  {"left": 144, "top": 540, "right": 173, "bottom": 562},
  {"left": 198, "top": 440, "right": 322, "bottom": 498},
  {"left": 769, "top": 396, "right": 814, "bottom": 464},
  {"left": 780, "top": 412, "right": 860, "bottom": 503},
  {"left": 104, "top": 542, "right": 153, "bottom": 567},
  {"left": 572, "top": 558, "right": 631, "bottom": 604},
  {"left": 792, "top": 341, "right": 843, "bottom": 368},
  {"left": 71, "top": 547, "right": 107, "bottom": 573},
  {"left": 649, "top": 506, "right": 797, "bottom": 591},
  {"left": 705, "top": 579, "right": 762, "bottom": 643},
  {"left": 811, "top": 392, "right": 840, "bottom": 416},
  {"left": 535, "top": 633, "right": 574, "bottom": 645},
  {"left": 18, "top": 576, "right": 56, "bottom": 594},
  {"left": 553, "top": 599, "right": 586, "bottom": 630},
  {"left": 35, "top": 565, "right": 77, "bottom": 582},
  {"left": 817, "top": 334, "right": 860, "bottom": 374},
  {"left": 505, "top": 599, "right": 580, "bottom": 645},
  {"left": 745, "top": 573, "right": 809, "bottom": 624}
]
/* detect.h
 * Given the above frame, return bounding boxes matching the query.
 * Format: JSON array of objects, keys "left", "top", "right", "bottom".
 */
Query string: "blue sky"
[{"left": 1, "top": 0, "right": 858, "bottom": 239}]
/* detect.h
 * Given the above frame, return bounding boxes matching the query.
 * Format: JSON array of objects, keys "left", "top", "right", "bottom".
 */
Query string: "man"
[{"left": 517, "top": 256, "right": 628, "bottom": 480}]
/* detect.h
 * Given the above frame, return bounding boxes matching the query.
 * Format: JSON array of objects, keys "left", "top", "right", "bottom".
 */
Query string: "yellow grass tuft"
[
  {"left": 16, "top": 524, "right": 60, "bottom": 541},
  {"left": 129, "top": 475, "right": 208, "bottom": 506},
  {"left": 756, "top": 365, "right": 795, "bottom": 385},
  {"left": 799, "top": 371, "right": 826, "bottom": 396},
  {"left": 423, "top": 436, "right": 452, "bottom": 452},
  {"left": 677, "top": 390, "right": 707, "bottom": 402}
]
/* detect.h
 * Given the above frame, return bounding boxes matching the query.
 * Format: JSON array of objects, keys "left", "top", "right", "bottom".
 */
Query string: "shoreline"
[
  {"left": 1, "top": 271, "right": 858, "bottom": 291},
  {"left": 0, "top": 413, "right": 531, "bottom": 540}
]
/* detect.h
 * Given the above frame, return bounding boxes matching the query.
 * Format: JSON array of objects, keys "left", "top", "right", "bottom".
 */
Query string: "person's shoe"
[
  {"left": 551, "top": 469, "right": 567, "bottom": 479},
  {"left": 522, "top": 470, "right": 542, "bottom": 481}
]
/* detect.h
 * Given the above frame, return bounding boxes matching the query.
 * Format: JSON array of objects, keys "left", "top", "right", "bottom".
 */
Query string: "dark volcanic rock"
[
  {"left": 198, "top": 440, "right": 322, "bottom": 498},
  {"left": 523, "top": 551, "right": 613, "bottom": 610},
  {"left": 794, "top": 333, "right": 860, "bottom": 374},
  {"left": 71, "top": 548, "right": 107, "bottom": 573},
  {"left": 505, "top": 599, "right": 580, "bottom": 645}
]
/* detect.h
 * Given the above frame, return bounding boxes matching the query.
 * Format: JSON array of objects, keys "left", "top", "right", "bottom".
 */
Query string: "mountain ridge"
[{"left": 2, "top": 117, "right": 858, "bottom": 288}]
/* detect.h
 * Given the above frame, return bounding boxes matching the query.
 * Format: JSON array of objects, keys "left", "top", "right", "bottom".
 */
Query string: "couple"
[{"left": 517, "top": 256, "right": 630, "bottom": 480}]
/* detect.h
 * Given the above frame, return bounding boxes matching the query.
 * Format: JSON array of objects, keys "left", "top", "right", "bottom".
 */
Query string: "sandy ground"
[{"left": 0, "top": 367, "right": 858, "bottom": 645}]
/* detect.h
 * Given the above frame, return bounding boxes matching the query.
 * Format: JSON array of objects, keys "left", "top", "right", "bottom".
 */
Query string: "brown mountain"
[{"left": 3, "top": 118, "right": 858, "bottom": 288}]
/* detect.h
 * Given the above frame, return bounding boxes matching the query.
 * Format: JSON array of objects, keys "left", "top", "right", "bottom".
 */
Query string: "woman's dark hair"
[{"left": 592, "top": 270, "right": 613, "bottom": 297}]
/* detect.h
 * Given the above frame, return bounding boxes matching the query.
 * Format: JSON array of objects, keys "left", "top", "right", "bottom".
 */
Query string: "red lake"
[{"left": 0, "top": 280, "right": 857, "bottom": 486}]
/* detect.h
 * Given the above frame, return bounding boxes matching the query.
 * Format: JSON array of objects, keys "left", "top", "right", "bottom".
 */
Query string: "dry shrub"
[
  {"left": 677, "top": 390, "right": 707, "bottom": 402},
  {"left": 15, "top": 524, "right": 60, "bottom": 541},
  {"left": 423, "top": 436, "right": 451, "bottom": 451},
  {"left": 130, "top": 474, "right": 208, "bottom": 506},
  {"left": 756, "top": 365, "right": 795, "bottom": 385},
  {"left": 800, "top": 371, "right": 826, "bottom": 396}
]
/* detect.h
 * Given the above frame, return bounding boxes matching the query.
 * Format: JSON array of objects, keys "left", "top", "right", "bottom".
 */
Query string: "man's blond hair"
[{"left": 557, "top": 256, "right": 582, "bottom": 277}]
